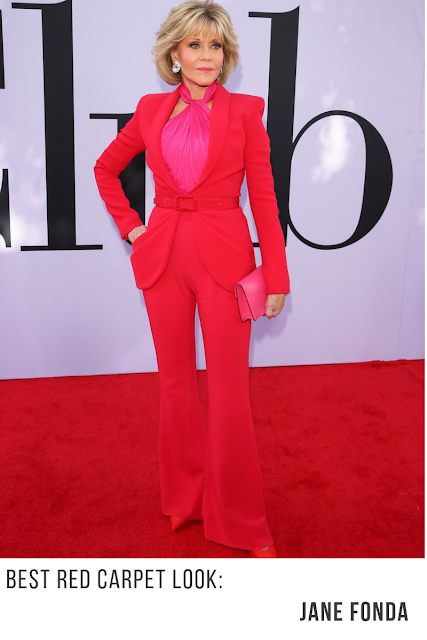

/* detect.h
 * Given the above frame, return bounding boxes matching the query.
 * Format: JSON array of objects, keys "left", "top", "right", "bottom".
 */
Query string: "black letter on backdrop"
[
  {"left": 291, "top": 112, "right": 393, "bottom": 249},
  {"left": 249, "top": 9, "right": 393, "bottom": 248},
  {"left": 0, "top": 11, "right": 11, "bottom": 248},
  {"left": 249, "top": 9, "right": 299, "bottom": 246},
  {"left": 12, "top": 0, "right": 102, "bottom": 251},
  {"left": 0, "top": 170, "right": 11, "bottom": 248},
  {"left": 0, "top": 10, "right": 4, "bottom": 89},
  {"left": 90, "top": 114, "right": 146, "bottom": 226}
]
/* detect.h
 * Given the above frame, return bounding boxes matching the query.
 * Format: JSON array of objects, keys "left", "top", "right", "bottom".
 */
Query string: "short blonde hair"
[{"left": 152, "top": 1, "right": 239, "bottom": 85}]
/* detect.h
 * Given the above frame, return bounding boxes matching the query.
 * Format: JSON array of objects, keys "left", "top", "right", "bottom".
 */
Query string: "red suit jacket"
[{"left": 94, "top": 82, "right": 290, "bottom": 295}]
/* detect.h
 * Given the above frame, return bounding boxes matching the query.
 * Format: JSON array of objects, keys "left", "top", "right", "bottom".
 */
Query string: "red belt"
[{"left": 153, "top": 195, "right": 240, "bottom": 212}]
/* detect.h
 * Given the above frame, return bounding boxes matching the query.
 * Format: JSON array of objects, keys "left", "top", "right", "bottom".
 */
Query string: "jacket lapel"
[
  {"left": 148, "top": 85, "right": 182, "bottom": 193},
  {"left": 149, "top": 82, "right": 231, "bottom": 195}
]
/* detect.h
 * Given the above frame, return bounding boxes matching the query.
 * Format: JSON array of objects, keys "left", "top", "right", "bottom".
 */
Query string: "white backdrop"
[{"left": 0, "top": 0, "right": 424, "bottom": 379}]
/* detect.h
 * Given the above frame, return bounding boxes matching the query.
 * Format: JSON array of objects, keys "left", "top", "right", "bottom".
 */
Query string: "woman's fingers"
[
  {"left": 265, "top": 294, "right": 286, "bottom": 319},
  {"left": 129, "top": 225, "right": 147, "bottom": 243}
]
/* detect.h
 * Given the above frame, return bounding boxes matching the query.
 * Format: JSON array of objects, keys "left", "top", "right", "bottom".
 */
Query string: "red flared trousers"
[{"left": 142, "top": 211, "right": 273, "bottom": 550}]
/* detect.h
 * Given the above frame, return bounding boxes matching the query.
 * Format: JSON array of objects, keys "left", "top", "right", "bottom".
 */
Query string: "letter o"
[
  {"left": 183, "top": 570, "right": 192, "bottom": 589},
  {"left": 361, "top": 602, "right": 370, "bottom": 621},
  {"left": 195, "top": 570, "right": 204, "bottom": 589}
]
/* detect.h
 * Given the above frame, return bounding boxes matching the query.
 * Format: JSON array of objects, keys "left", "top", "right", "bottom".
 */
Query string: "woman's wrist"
[{"left": 127, "top": 225, "right": 147, "bottom": 243}]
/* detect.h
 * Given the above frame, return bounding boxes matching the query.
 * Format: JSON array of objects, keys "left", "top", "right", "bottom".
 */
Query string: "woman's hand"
[
  {"left": 265, "top": 293, "right": 286, "bottom": 319},
  {"left": 128, "top": 225, "right": 147, "bottom": 243}
]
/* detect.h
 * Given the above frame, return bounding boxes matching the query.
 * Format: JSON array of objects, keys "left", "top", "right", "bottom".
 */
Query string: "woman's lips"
[{"left": 197, "top": 68, "right": 214, "bottom": 72}]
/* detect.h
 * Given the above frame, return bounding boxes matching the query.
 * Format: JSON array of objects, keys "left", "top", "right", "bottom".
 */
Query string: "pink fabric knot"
[
  {"left": 179, "top": 80, "right": 217, "bottom": 106},
  {"left": 161, "top": 82, "right": 217, "bottom": 194}
]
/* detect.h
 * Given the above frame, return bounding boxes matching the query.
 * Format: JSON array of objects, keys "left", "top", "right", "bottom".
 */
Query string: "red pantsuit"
[
  {"left": 94, "top": 81, "right": 290, "bottom": 551},
  {"left": 143, "top": 211, "right": 273, "bottom": 549}
]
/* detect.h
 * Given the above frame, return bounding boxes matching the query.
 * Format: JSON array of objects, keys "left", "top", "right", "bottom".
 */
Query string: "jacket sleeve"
[
  {"left": 94, "top": 98, "right": 147, "bottom": 240},
  {"left": 243, "top": 97, "right": 290, "bottom": 295}
]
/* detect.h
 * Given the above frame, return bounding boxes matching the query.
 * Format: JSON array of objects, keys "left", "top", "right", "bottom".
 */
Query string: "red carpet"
[{"left": 0, "top": 360, "right": 424, "bottom": 558}]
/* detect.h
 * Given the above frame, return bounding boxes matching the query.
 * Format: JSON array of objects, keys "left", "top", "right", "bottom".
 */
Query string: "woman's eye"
[{"left": 189, "top": 42, "right": 222, "bottom": 49}]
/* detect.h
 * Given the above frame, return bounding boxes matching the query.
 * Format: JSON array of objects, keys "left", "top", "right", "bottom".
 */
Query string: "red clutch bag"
[{"left": 234, "top": 266, "right": 267, "bottom": 321}]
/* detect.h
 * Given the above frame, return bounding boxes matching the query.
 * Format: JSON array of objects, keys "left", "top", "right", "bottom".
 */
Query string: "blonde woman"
[{"left": 94, "top": 0, "right": 290, "bottom": 558}]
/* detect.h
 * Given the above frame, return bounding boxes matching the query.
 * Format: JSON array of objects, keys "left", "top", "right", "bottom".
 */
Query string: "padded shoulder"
[
  {"left": 230, "top": 92, "right": 261, "bottom": 105},
  {"left": 229, "top": 92, "right": 265, "bottom": 131},
  {"left": 135, "top": 92, "right": 170, "bottom": 111}
]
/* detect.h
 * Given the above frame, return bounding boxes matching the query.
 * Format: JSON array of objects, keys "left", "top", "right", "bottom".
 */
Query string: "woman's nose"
[{"left": 200, "top": 46, "right": 212, "bottom": 60}]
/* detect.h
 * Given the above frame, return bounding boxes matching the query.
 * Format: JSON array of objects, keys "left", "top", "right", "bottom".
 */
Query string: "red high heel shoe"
[
  {"left": 170, "top": 516, "right": 191, "bottom": 533},
  {"left": 249, "top": 544, "right": 278, "bottom": 558}
]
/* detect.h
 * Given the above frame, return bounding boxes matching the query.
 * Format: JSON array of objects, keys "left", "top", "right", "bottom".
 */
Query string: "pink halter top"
[{"left": 161, "top": 82, "right": 217, "bottom": 194}]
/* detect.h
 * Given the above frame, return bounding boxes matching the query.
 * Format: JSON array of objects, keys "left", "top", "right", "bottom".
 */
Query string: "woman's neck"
[{"left": 181, "top": 77, "right": 214, "bottom": 100}]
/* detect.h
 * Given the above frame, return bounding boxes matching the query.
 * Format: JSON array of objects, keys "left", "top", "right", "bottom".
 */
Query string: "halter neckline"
[
  {"left": 179, "top": 81, "right": 217, "bottom": 104},
  {"left": 161, "top": 81, "right": 217, "bottom": 194}
]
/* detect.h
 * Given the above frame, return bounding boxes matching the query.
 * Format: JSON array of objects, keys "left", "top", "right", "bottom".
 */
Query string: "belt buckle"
[{"left": 174, "top": 195, "right": 197, "bottom": 211}]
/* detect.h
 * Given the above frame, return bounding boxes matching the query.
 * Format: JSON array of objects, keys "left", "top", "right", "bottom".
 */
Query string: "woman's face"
[{"left": 172, "top": 30, "right": 224, "bottom": 90}]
